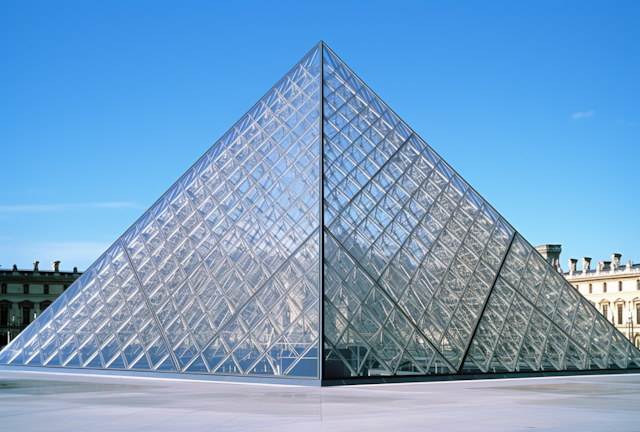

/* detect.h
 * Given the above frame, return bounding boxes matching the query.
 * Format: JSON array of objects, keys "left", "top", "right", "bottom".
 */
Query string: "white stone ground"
[{"left": 1, "top": 371, "right": 639, "bottom": 431}]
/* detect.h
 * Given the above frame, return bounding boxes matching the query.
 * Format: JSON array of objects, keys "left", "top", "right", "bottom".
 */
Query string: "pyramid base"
[
  {"left": 0, "top": 364, "right": 321, "bottom": 386},
  {"left": 320, "top": 367, "right": 640, "bottom": 386},
  {"left": 3, "top": 363, "right": 638, "bottom": 387}
]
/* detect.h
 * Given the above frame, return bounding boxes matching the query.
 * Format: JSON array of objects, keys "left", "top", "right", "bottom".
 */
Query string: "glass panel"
[
  {"left": 0, "top": 44, "right": 321, "bottom": 381},
  {"left": 321, "top": 45, "right": 640, "bottom": 378}
]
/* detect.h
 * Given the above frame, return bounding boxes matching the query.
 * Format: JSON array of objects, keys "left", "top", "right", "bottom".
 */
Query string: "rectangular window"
[
  {"left": 0, "top": 308, "right": 7, "bottom": 326},
  {"left": 602, "top": 304, "right": 608, "bottom": 319},
  {"left": 618, "top": 304, "right": 623, "bottom": 325},
  {"left": 637, "top": 304, "right": 640, "bottom": 325},
  {"left": 22, "top": 307, "right": 29, "bottom": 325}
]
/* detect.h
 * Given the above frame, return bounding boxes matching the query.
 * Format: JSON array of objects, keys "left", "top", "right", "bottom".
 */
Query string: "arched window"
[
  {"left": 44, "top": 284, "right": 49, "bottom": 295},
  {"left": 23, "top": 284, "right": 29, "bottom": 294},
  {"left": 1, "top": 283, "right": 6, "bottom": 294},
  {"left": 589, "top": 284, "right": 593, "bottom": 294},
  {"left": 619, "top": 281, "right": 623, "bottom": 292},
  {"left": 603, "top": 282, "right": 607, "bottom": 293}
]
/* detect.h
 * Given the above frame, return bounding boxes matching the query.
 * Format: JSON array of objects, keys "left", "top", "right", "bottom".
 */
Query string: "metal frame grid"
[
  {"left": 0, "top": 43, "right": 324, "bottom": 380},
  {"left": 319, "top": 43, "right": 640, "bottom": 379},
  {"left": 1, "top": 42, "right": 639, "bottom": 384}
]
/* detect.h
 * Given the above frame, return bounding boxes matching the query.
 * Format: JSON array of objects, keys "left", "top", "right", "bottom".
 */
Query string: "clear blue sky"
[{"left": 1, "top": 0, "right": 638, "bottom": 271}]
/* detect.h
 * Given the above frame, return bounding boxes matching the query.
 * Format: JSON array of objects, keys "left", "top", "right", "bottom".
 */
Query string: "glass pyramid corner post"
[
  {"left": 319, "top": 44, "right": 640, "bottom": 380},
  {"left": 0, "top": 44, "right": 324, "bottom": 380}
]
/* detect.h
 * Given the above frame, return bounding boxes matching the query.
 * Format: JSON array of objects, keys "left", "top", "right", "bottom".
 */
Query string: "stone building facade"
[
  {"left": 0, "top": 261, "right": 82, "bottom": 347},
  {"left": 536, "top": 245, "right": 640, "bottom": 348}
]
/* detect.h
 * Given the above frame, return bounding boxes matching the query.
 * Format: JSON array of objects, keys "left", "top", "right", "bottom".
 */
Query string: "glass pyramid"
[{"left": 2, "top": 43, "right": 639, "bottom": 383}]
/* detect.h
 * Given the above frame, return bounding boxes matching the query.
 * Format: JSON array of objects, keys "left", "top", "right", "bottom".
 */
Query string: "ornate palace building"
[
  {"left": 537, "top": 245, "right": 640, "bottom": 348},
  {"left": 0, "top": 261, "right": 82, "bottom": 347}
]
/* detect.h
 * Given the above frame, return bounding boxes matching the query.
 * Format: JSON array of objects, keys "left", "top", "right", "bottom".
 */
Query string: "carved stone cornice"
[
  {"left": 0, "top": 271, "right": 81, "bottom": 285},
  {"left": 18, "top": 300, "right": 35, "bottom": 308},
  {"left": 564, "top": 269, "right": 640, "bottom": 283}
]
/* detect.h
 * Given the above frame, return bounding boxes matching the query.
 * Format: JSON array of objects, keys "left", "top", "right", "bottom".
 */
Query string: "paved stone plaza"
[{"left": 0, "top": 371, "right": 639, "bottom": 431}]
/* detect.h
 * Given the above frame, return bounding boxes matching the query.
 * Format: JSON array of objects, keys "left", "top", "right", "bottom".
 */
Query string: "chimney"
[
  {"left": 611, "top": 253, "right": 621, "bottom": 270},
  {"left": 582, "top": 257, "right": 591, "bottom": 274},
  {"left": 597, "top": 260, "right": 611, "bottom": 273},
  {"left": 568, "top": 258, "right": 578, "bottom": 275},
  {"left": 52, "top": 261, "right": 60, "bottom": 275},
  {"left": 535, "top": 244, "right": 563, "bottom": 272}
]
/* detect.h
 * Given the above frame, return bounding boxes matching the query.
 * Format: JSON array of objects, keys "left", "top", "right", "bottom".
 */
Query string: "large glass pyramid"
[{"left": 2, "top": 43, "right": 638, "bottom": 383}]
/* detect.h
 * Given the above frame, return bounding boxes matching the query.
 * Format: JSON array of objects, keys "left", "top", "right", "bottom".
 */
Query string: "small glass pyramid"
[{"left": 2, "top": 43, "right": 638, "bottom": 383}]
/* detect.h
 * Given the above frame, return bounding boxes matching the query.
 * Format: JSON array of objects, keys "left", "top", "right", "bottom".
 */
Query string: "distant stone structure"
[
  {"left": 541, "top": 246, "right": 640, "bottom": 348},
  {"left": 0, "top": 261, "right": 82, "bottom": 347}
]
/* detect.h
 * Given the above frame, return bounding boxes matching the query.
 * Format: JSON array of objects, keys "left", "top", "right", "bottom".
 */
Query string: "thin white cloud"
[
  {"left": 617, "top": 119, "right": 636, "bottom": 126},
  {"left": 0, "top": 202, "right": 142, "bottom": 213},
  {"left": 572, "top": 110, "right": 594, "bottom": 120}
]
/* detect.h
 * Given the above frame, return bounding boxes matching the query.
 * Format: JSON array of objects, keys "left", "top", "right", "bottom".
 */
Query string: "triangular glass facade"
[
  {"left": 0, "top": 44, "right": 322, "bottom": 379},
  {"left": 2, "top": 43, "right": 639, "bottom": 383}
]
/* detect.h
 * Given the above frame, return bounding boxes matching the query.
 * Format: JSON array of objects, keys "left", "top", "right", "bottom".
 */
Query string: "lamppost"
[
  {"left": 8, "top": 314, "right": 14, "bottom": 344},
  {"left": 6, "top": 311, "right": 35, "bottom": 345},
  {"left": 9, "top": 312, "right": 24, "bottom": 343}
]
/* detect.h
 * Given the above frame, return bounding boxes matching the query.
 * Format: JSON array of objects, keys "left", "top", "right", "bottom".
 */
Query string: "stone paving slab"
[{"left": 1, "top": 371, "right": 639, "bottom": 431}]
